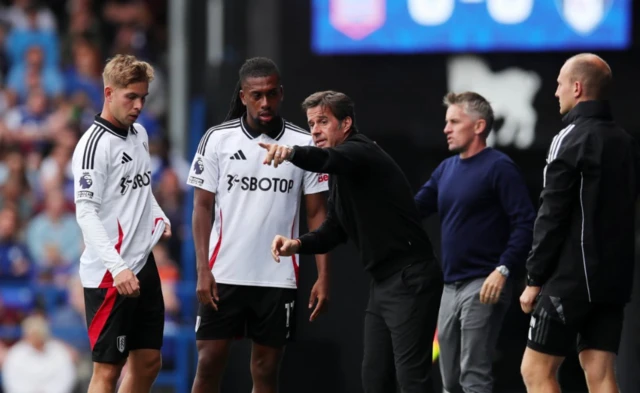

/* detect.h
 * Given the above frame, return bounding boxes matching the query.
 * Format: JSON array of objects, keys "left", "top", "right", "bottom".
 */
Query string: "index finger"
[
  {"left": 310, "top": 298, "right": 324, "bottom": 321},
  {"left": 258, "top": 142, "right": 270, "bottom": 150}
]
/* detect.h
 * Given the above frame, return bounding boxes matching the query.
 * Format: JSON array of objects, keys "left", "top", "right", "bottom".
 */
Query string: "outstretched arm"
[{"left": 259, "top": 140, "right": 369, "bottom": 175}]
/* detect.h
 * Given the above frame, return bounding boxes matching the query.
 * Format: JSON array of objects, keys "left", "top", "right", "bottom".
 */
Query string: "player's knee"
[
  {"left": 92, "top": 362, "right": 124, "bottom": 384},
  {"left": 520, "top": 354, "right": 552, "bottom": 387},
  {"left": 579, "top": 350, "right": 615, "bottom": 385},
  {"left": 520, "top": 359, "right": 537, "bottom": 388},
  {"left": 196, "top": 344, "right": 227, "bottom": 377},
  {"left": 250, "top": 353, "right": 280, "bottom": 381},
  {"left": 583, "top": 364, "right": 611, "bottom": 387},
  {"left": 136, "top": 352, "right": 162, "bottom": 378}
]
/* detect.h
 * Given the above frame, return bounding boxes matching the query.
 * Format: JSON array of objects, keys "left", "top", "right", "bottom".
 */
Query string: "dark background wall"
[{"left": 206, "top": 1, "right": 640, "bottom": 392}]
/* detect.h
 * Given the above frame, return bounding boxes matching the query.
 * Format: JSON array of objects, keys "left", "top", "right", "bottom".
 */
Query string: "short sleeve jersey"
[
  {"left": 72, "top": 115, "right": 159, "bottom": 288},
  {"left": 186, "top": 117, "right": 329, "bottom": 288}
]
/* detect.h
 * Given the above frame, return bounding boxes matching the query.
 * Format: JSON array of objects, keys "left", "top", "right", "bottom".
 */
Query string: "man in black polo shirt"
[{"left": 260, "top": 90, "right": 443, "bottom": 393}]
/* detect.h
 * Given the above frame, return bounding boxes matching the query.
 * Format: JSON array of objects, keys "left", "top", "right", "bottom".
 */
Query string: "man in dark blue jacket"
[{"left": 414, "top": 91, "right": 535, "bottom": 393}]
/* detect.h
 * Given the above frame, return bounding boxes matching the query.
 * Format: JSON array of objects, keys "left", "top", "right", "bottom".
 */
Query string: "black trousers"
[{"left": 362, "top": 260, "right": 443, "bottom": 393}]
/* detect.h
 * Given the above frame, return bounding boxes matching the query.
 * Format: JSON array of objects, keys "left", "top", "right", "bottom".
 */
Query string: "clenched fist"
[
  {"left": 271, "top": 235, "right": 301, "bottom": 262},
  {"left": 114, "top": 268, "right": 140, "bottom": 297},
  {"left": 520, "top": 286, "right": 541, "bottom": 314}
]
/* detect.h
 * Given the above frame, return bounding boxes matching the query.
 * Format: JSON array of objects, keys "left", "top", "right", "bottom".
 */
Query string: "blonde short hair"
[{"left": 103, "top": 54, "right": 154, "bottom": 88}]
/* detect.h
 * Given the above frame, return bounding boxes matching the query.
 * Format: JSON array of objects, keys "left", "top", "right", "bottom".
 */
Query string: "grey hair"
[{"left": 443, "top": 91, "right": 494, "bottom": 137}]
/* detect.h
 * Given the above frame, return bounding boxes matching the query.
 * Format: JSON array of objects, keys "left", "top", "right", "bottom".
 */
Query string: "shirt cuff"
[{"left": 110, "top": 260, "right": 129, "bottom": 279}]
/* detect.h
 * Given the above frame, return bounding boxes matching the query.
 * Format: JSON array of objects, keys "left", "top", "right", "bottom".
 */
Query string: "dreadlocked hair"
[
  {"left": 224, "top": 81, "right": 244, "bottom": 121},
  {"left": 224, "top": 57, "right": 281, "bottom": 121}
]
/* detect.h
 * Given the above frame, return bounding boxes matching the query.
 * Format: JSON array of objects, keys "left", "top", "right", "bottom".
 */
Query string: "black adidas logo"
[
  {"left": 121, "top": 152, "right": 133, "bottom": 164},
  {"left": 230, "top": 150, "right": 247, "bottom": 160}
]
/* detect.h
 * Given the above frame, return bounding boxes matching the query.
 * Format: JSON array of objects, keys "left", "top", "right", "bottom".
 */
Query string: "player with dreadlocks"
[{"left": 186, "top": 57, "right": 330, "bottom": 393}]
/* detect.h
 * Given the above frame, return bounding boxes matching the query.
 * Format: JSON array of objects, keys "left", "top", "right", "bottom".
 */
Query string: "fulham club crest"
[
  {"left": 117, "top": 335, "right": 126, "bottom": 353},
  {"left": 555, "top": 0, "right": 611, "bottom": 35}
]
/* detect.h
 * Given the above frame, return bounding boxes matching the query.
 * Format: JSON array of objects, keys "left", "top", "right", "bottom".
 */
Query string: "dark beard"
[{"left": 252, "top": 115, "right": 282, "bottom": 133}]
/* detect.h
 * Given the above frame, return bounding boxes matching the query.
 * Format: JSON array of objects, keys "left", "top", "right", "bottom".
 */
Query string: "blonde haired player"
[{"left": 72, "top": 54, "right": 170, "bottom": 393}]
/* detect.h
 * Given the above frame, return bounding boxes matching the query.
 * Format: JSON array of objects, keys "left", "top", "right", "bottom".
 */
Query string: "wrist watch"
[{"left": 496, "top": 265, "right": 509, "bottom": 278}]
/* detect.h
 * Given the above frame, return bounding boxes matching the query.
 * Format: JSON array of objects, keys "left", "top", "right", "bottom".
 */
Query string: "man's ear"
[
  {"left": 341, "top": 116, "right": 353, "bottom": 134},
  {"left": 239, "top": 89, "right": 246, "bottom": 106},
  {"left": 105, "top": 86, "right": 113, "bottom": 102},
  {"left": 574, "top": 80, "right": 583, "bottom": 99},
  {"left": 474, "top": 119, "right": 487, "bottom": 136}
]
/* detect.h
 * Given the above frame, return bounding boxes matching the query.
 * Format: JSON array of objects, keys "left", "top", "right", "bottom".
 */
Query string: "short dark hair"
[
  {"left": 224, "top": 57, "right": 281, "bottom": 121},
  {"left": 443, "top": 91, "right": 494, "bottom": 137},
  {"left": 239, "top": 57, "right": 280, "bottom": 85},
  {"left": 567, "top": 54, "right": 612, "bottom": 100},
  {"left": 301, "top": 90, "right": 358, "bottom": 133}
]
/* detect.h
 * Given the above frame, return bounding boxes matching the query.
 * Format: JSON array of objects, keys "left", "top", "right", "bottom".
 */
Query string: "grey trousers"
[{"left": 437, "top": 276, "right": 511, "bottom": 393}]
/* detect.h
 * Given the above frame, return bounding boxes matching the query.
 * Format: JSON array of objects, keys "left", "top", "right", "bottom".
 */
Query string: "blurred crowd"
[{"left": 0, "top": 1, "right": 187, "bottom": 392}]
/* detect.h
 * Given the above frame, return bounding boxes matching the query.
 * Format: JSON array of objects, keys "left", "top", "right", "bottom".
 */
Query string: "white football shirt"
[
  {"left": 72, "top": 115, "right": 168, "bottom": 288},
  {"left": 187, "top": 116, "right": 329, "bottom": 289}
]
